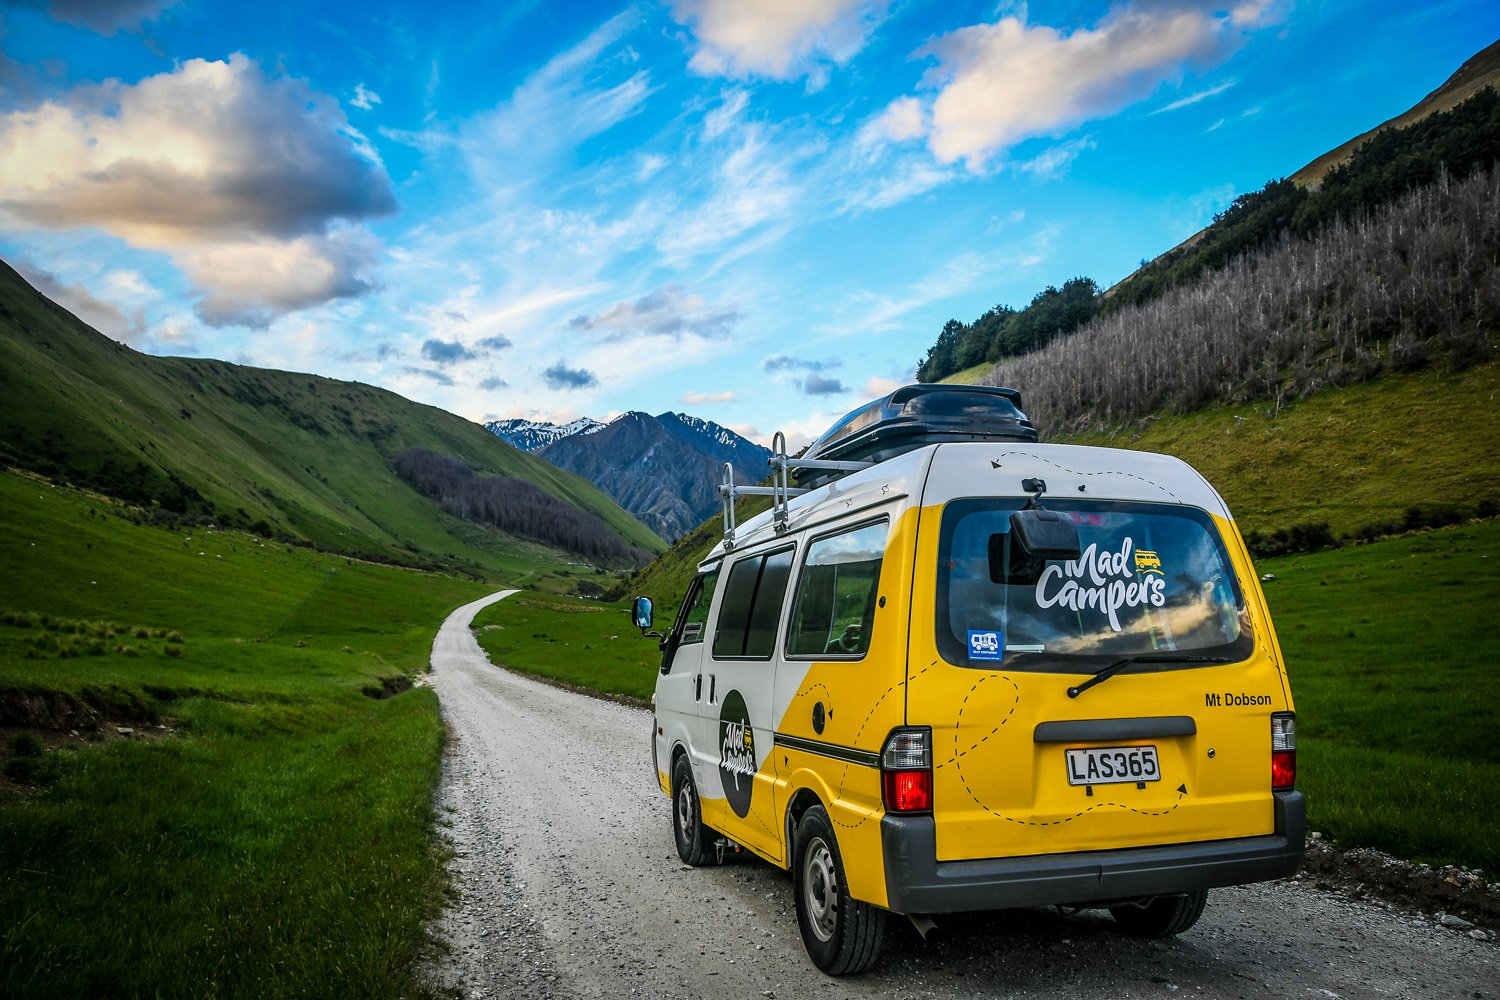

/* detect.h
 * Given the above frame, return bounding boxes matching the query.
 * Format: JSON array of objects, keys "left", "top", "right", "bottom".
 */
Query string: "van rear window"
[{"left": 936, "top": 499, "right": 1252, "bottom": 671}]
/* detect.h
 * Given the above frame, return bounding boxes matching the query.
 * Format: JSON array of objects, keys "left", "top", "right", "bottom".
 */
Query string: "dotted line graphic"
[
  {"left": 940, "top": 665, "right": 1188, "bottom": 827},
  {"left": 747, "top": 794, "right": 781, "bottom": 841},
  {"left": 985, "top": 450, "right": 1185, "bottom": 503},
  {"left": 936, "top": 671, "right": 1019, "bottom": 770},
  {"left": 789, "top": 682, "right": 832, "bottom": 721},
  {"left": 826, "top": 662, "right": 934, "bottom": 832}
]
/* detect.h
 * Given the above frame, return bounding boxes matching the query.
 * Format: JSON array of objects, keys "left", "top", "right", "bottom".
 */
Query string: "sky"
[{"left": 1, "top": 1, "right": 1495, "bottom": 449}]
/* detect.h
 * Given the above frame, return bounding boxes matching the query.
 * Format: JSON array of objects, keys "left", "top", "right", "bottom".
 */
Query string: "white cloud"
[
  {"left": 671, "top": 0, "right": 886, "bottom": 81},
  {"left": 656, "top": 125, "right": 802, "bottom": 261},
  {"left": 1152, "top": 78, "right": 1236, "bottom": 114},
  {"left": 351, "top": 83, "right": 382, "bottom": 110},
  {"left": 727, "top": 422, "right": 771, "bottom": 447},
  {"left": 180, "top": 227, "right": 383, "bottom": 327},
  {"left": 838, "top": 156, "right": 953, "bottom": 212},
  {"left": 898, "top": 1, "right": 1283, "bottom": 170},
  {"left": 0, "top": 54, "right": 395, "bottom": 326},
  {"left": 862, "top": 375, "right": 906, "bottom": 397},
  {"left": 569, "top": 286, "right": 739, "bottom": 341},
  {"left": 833, "top": 250, "right": 1003, "bottom": 334},
  {"left": 860, "top": 96, "right": 927, "bottom": 146},
  {"left": 703, "top": 90, "right": 749, "bottom": 139},
  {"left": 463, "top": 11, "right": 653, "bottom": 187},
  {"left": 1014, "top": 136, "right": 1096, "bottom": 181},
  {"left": 683, "top": 389, "right": 735, "bottom": 404},
  {"left": 637, "top": 153, "right": 669, "bottom": 181}
]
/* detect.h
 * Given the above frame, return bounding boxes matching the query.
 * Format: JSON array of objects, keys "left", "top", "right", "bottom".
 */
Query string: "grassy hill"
[
  {"left": 1063, "top": 360, "right": 1500, "bottom": 543},
  {"left": 0, "top": 259, "right": 664, "bottom": 575}
]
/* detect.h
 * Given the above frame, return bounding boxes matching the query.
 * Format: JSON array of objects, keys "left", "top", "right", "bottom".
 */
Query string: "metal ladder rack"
[{"left": 717, "top": 432, "right": 874, "bottom": 548}]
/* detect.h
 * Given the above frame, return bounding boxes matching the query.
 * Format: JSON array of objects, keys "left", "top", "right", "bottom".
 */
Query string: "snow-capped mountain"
[
  {"left": 484, "top": 416, "right": 603, "bottom": 453},
  {"left": 483, "top": 411, "right": 772, "bottom": 541}
]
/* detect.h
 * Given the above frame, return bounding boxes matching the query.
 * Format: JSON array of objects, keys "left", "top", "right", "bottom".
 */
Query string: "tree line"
[
  {"left": 916, "top": 278, "right": 1099, "bottom": 382},
  {"left": 916, "top": 86, "right": 1500, "bottom": 384},
  {"left": 392, "top": 448, "right": 651, "bottom": 568}
]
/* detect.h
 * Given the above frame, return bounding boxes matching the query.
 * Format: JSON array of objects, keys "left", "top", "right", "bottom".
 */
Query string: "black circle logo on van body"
[{"left": 718, "top": 689, "right": 755, "bottom": 818}]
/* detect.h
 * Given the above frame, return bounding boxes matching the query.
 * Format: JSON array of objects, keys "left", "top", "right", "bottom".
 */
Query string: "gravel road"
[{"left": 424, "top": 591, "right": 1497, "bottom": 999}]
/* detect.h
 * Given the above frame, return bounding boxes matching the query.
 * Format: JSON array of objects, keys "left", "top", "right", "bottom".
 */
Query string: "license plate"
[{"left": 1065, "top": 745, "right": 1160, "bottom": 786}]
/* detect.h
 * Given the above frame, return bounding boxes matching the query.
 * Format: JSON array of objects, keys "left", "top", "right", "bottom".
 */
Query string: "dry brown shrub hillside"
[{"left": 982, "top": 166, "right": 1500, "bottom": 434}]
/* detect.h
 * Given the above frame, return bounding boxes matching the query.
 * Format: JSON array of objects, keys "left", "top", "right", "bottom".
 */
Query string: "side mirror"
[
  {"left": 632, "top": 596, "right": 663, "bottom": 639},
  {"left": 1009, "top": 508, "right": 1082, "bottom": 560}
]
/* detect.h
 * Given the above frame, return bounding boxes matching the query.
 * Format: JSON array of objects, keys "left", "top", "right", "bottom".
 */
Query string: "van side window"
[
  {"left": 676, "top": 568, "right": 718, "bottom": 648},
  {"left": 744, "top": 549, "right": 793, "bottom": 657},
  {"left": 712, "top": 548, "right": 794, "bottom": 659},
  {"left": 787, "top": 520, "right": 888, "bottom": 658}
]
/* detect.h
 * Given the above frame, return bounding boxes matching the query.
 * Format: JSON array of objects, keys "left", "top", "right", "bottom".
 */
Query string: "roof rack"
[
  {"left": 717, "top": 432, "right": 873, "bottom": 548},
  {"left": 715, "top": 384, "right": 1037, "bottom": 548}
]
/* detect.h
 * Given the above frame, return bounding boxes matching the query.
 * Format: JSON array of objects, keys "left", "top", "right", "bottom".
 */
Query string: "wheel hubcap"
[
  {"left": 802, "top": 836, "right": 838, "bottom": 943},
  {"left": 677, "top": 781, "right": 695, "bottom": 842}
]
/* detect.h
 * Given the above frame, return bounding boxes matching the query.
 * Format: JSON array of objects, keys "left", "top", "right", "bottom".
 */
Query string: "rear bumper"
[{"left": 881, "top": 790, "right": 1305, "bottom": 914}]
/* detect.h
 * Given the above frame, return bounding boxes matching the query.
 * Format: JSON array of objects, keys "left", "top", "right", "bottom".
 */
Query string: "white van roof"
[{"left": 702, "top": 442, "right": 1231, "bottom": 567}]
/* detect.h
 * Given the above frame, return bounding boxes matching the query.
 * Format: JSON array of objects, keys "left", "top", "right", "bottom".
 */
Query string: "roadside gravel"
[{"left": 422, "top": 590, "right": 1497, "bottom": 999}]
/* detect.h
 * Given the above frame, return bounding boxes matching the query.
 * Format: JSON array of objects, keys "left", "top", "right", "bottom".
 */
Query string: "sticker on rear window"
[{"left": 967, "top": 629, "right": 1002, "bottom": 661}]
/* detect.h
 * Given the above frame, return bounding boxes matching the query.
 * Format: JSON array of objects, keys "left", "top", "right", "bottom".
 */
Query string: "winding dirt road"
[{"left": 423, "top": 591, "right": 1496, "bottom": 999}]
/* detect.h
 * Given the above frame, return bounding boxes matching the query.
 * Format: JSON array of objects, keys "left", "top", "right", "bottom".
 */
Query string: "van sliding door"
[{"left": 700, "top": 546, "right": 794, "bottom": 862}]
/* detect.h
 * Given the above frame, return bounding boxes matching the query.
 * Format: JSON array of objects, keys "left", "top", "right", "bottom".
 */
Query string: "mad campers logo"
[
  {"left": 718, "top": 690, "right": 756, "bottom": 818},
  {"left": 1036, "top": 537, "right": 1166, "bottom": 632}
]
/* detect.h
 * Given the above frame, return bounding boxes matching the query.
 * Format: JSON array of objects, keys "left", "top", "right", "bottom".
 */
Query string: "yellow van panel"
[
  {"left": 774, "top": 757, "right": 889, "bottom": 907},
  {"left": 907, "top": 504, "right": 1292, "bottom": 863}
]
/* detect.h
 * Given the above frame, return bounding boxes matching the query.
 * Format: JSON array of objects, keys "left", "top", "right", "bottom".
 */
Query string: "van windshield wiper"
[{"left": 1066, "top": 654, "right": 1231, "bottom": 699}]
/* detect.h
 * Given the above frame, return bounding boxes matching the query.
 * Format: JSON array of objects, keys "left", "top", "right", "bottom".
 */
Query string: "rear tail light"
[
  {"left": 1271, "top": 712, "right": 1296, "bottom": 791},
  {"left": 881, "top": 728, "right": 933, "bottom": 813}
]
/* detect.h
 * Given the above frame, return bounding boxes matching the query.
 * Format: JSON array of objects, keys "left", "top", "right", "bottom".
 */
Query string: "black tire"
[
  {"left": 671, "top": 755, "right": 718, "bottom": 867},
  {"left": 1110, "top": 890, "right": 1208, "bottom": 937},
  {"left": 793, "top": 806, "right": 886, "bottom": 975}
]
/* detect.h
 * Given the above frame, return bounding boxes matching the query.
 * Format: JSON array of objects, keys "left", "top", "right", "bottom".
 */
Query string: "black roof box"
[{"left": 797, "top": 384, "right": 1037, "bottom": 486}]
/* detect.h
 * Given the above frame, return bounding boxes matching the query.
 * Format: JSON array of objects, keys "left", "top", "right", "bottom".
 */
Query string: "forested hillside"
[{"left": 393, "top": 448, "right": 652, "bottom": 566}]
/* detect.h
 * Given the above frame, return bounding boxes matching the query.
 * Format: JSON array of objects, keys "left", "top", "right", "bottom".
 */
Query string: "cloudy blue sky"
[{"left": 1, "top": 0, "right": 1494, "bottom": 446}]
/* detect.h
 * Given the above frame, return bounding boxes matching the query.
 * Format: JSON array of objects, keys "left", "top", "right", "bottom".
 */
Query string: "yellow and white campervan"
[{"left": 633, "top": 384, "right": 1304, "bottom": 974}]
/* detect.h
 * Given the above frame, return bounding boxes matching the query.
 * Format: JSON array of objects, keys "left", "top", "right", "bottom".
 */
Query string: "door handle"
[
  {"left": 709, "top": 674, "right": 716, "bottom": 704},
  {"left": 695, "top": 674, "right": 702, "bottom": 701}
]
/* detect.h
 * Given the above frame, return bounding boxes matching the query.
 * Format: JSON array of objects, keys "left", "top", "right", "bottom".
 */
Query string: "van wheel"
[
  {"left": 1110, "top": 890, "right": 1208, "bottom": 937},
  {"left": 793, "top": 806, "right": 885, "bottom": 974},
  {"left": 671, "top": 755, "right": 718, "bottom": 867}
]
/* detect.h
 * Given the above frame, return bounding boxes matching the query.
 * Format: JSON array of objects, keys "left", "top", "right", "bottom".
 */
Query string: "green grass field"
[
  {"left": 0, "top": 469, "right": 499, "bottom": 998},
  {"left": 1260, "top": 519, "right": 1500, "bottom": 871},
  {"left": 473, "top": 592, "right": 662, "bottom": 703}
]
